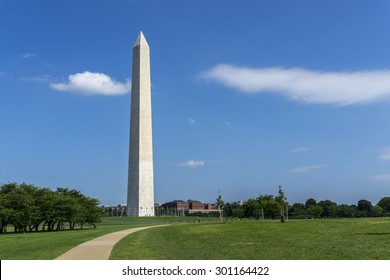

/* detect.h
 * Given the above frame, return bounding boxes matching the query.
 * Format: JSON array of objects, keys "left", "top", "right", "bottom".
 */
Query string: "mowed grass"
[
  {"left": 110, "top": 218, "right": 390, "bottom": 260},
  {"left": 0, "top": 217, "right": 217, "bottom": 260},
  {"left": 0, "top": 224, "right": 146, "bottom": 260},
  {"left": 100, "top": 216, "right": 220, "bottom": 224}
]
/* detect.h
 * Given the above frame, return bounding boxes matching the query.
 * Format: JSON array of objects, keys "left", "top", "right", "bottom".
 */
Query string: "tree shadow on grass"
[{"left": 364, "top": 232, "right": 390, "bottom": 235}]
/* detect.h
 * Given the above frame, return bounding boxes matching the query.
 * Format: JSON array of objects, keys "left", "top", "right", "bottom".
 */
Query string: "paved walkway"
[{"left": 56, "top": 224, "right": 168, "bottom": 260}]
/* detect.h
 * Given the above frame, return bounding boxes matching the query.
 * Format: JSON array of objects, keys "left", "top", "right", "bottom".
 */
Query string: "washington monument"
[{"left": 127, "top": 32, "right": 154, "bottom": 216}]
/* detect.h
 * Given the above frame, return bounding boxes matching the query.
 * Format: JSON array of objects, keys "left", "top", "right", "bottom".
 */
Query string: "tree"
[
  {"left": 349, "top": 204, "right": 360, "bottom": 218},
  {"left": 224, "top": 202, "right": 242, "bottom": 217},
  {"left": 216, "top": 191, "right": 225, "bottom": 210},
  {"left": 257, "top": 195, "right": 280, "bottom": 219},
  {"left": 232, "top": 207, "right": 245, "bottom": 218},
  {"left": 305, "top": 198, "right": 317, "bottom": 209},
  {"left": 290, "top": 203, "right": 307, "bottom": 218},
  {"left": 377, "top": 197, "right": 390, "bottom": 215},
  {"left": 337, "top": 204, "right": 354, "bottom": 218},
  {"left": 216, "top": 191, "right": 225, "bottom": 222},
  {"left": 0, "top": 182, "right": 103, "bottom": 233},
  {"left": 79, "top": 197, "right": 103, "bottom": 227},
  {"left": 0, "top": 192, "right": 10, "bottom": 233},
  {"left": 4, "top": 186, "right": 34, "bottom": 232},
  {"left": 40, "top": 189, "right": 62, "bottom": 231},
  {"left": 243, "top": 198, "right": 259, "bottom": 219},
  {"left": 307, "top": 206, "right": 323, "bottom": 218},
  {"left": 357, "top": 199, "right": 373, "bottom": 217},
  {"left": 371, "top": 205, "right": 383, "bottom": 217},
  {"left": 318, "top": 200, "right": 338, "bottom": 218},
  {"left": 275, "top": 186, "right": 289, "bottom": 219}
]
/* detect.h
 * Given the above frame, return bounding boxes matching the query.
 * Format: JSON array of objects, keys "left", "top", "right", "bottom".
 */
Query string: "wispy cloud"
[
  {"left": 378, "top": 147, "right": 390, "bottom": 161},
  {"left": 21, "top": 53, "right": 37, "bottom": 59},
  {"left": 187, "top": 118, "right": 197, "bottom": 125},
  {"left": 367, "top": 174, "right": 390, "bottom": 182},
  {"left": 201, "top": 64, "right": 390, "bottom": 105},
  {"left": 50, "top": 71, "right": 131, "bottom": 95},
  {"left": 19, "top": 74, "right": 51, "bottom": 82},
  {"left": 224, "top": 121, "right": 232, "bottom": 127},
  {"left": 290, "top": 165, "right": 327, "bottom": 173},
  {"left": 178, "top": 160, "right": 205, "bottom": 169},
  {"left": 290, "top": 146, "right": 314, "bottom": 153}
]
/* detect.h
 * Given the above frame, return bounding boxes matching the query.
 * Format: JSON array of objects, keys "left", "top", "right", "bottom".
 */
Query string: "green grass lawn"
[
  {"left": 0, "top": 216, "right": 218, "bottom": 259},
  {"left": 110, "top": 218, "right": 390, "bottom": 260},
  {"left": 100, "top": 216, "right": 220, "bottom": 224},
  {"left": 1, "top": 218, "right": 389, "bottom": 260},
  {"left": 0, "top": 224, "right": 145, "bottom": 260}
]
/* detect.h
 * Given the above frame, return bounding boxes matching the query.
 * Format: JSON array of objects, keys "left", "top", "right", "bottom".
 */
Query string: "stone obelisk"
[{"left": 127, "top": 32, "right": 154, "bottom": 216}]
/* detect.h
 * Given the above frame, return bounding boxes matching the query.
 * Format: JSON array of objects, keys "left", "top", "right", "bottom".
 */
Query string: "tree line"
[
  {"left": 222, "top": 187, "right": 390, "bottom": 219},
  {"left": 0, "top": 183, "right": 104, "bottom": 233}
]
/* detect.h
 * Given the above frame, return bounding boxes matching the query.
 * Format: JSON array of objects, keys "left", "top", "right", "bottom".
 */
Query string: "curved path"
[{"left": 56, "top": 224, "right": 168, "bottom": 260}]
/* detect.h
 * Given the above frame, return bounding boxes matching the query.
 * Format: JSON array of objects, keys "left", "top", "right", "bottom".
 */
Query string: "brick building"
[
  {"left": 161, "top": 200, "right": 189, "bottom": 210},
  {"left": 158, "top": 199, "right": 219, "bottom": 215}
]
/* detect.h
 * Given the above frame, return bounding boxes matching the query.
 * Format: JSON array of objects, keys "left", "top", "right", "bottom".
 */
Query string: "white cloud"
[
  {"left": 178, "top": 160, "right": 205, "bottom": 168},
  {"left": 224, "top": 121, "right": 232, "bottom": 127},
  {"left": 367, "top": 174, "right": 390, "bottom": 182},
  {"left": 378, "top": 147, "right": 390, "bottom": 161},
  {"left": 21, "top": 53, "right": 37, "bottom": 59},
  {"left": 50, "top": 71, "right": 131, "bottom": 95},
  {"left": 201, "top": 64, "right": 390, "bottom": 105},
  {"left": 290, "top": 165, "right": 327, "bottom": 173},
  {"left": 187, "top": 118, "right": 197, "bottom": 125},
  {"left": 290, "top": 146, "right": 314, "bottom": 153}
]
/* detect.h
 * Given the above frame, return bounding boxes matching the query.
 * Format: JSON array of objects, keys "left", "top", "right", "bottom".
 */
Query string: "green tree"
[
  {"left": 318, "top": 200, "right": 338, "bottom": 218},
  {"left": 257, "top": 195, "right": 280, "bottom": 219},
  {"left": 216, "top": 191, "right": 225, "bottom": 221},
  {"left": 224, "top": 202, "right": 242, "bottom": 217},
  {"left": 305, "top": 198, "right": 317, "bottom": 209},
  {"left": 243, "top": 198, "right": 259, "bottom": 218},
  {"left": 78, "top": 197, "right": 103, "bottom": 227},
  {"left": 377, "top": 197, "right": 390, "bottom": 215},
  {"left": 349, "top": 204, "right": 360, "bottom": 218},
  {"left": 216, "top": 191, "right": 225, "bottom": 210},
  {"left": 40, "top": 189, "right": 61, "bottom": 231},
  {"left": 5, "top": 186, "right": 34, "bottom": 232},
  {"left": 290, "top": 203, "right": 307, "bottom": 218},
  {"left": 232, "top": 207, "right": 245, "bottom": 218},
  {"left": 307, "top": 205, "right": 323, "bottom": 218},
  {"left": 357, "top": 199, "right": 373, "bottom": 217},
  {"left": 0, "top": 183, "right": 18, "bottom": 233},
  {"left": 337, "top": 204, "right": 354, "bottom": 218},
  {"left": 0, "top": 182, "right": 103, "bottom": 233},
  {"left": 275, "top": 186, "right": 288, "bottom": 219},
  {"left": 0, "top": 192, "right": 10, "bottom": 233},
  {"left": 19, "top": 183, "right": 46, "bottom": 232},
  {"left": 371, "top": 205, "right": 383, "bottom": 217}
]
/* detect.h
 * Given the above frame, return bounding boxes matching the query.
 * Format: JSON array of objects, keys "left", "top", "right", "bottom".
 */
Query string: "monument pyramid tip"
[{"left": 134, "top": 31, "right": 149, "bottom": 47}]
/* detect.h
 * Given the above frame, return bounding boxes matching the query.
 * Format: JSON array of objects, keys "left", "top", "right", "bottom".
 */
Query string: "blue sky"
[{"left": 1, "top": 0, "right": 390, "bottom": 206}]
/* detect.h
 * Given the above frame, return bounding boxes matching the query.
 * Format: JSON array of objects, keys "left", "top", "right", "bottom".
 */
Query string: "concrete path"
[{"left": 56, "top": 224, "right": 168, "bottom": 260}]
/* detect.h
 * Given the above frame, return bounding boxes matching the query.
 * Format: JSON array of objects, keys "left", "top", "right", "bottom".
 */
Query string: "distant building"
[
  {"left": 102, "top": 204, "right": 127, "bottom": 217},
  {"left": 188, "top": 200, "right": 204, "bottom": 210},
  {"left": 161, "top": 200, "right": 189, "bottom": 210},
  {"left": 158, "top": 199, "right": 220, "bottom": 215},
  {"left": 104, "top": 199, "right": 220, "bottom": 217}
]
